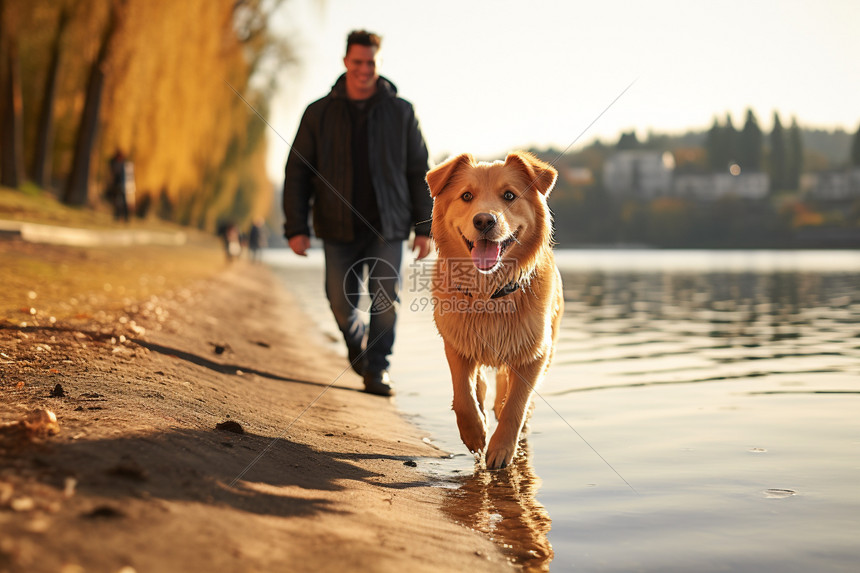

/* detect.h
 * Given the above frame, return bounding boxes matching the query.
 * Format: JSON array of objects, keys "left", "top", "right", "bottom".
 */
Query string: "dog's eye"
[
  {"left": 461, "top": 192, "right": 473, "bottom": 202},
  {"left": 503, "top": 190, "right": 516, "bottom": 201}
]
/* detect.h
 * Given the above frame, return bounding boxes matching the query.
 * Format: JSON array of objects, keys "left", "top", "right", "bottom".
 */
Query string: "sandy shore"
[{"left": 1, "top": 258, "right": 511, "bottom": 572}]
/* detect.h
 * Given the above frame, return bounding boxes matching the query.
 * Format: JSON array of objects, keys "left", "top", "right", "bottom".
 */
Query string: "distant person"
[
  {"left": 248, "top": 218, "right": 267, "bottom": 263},
  {"left": 219, "top": 221, "right": 241, "bottom": 263},
  {"left": 282, "top": 30, "right": 433, "bottom": 396},
  {"left": 108, "top": 149, "right": 130, "bottom": 221},
  {"left": 122, "top": 160, "right": 136, "bottom": 217}
]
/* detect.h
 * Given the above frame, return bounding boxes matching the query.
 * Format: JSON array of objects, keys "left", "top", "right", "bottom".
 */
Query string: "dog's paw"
[
  {"left": 457, "top": 419, "right": 486, "bottom": 454},
  {"left": 485, "top": 436, "right": 517, "bottom": 470},
  {"left": 459, "top": 427, "right": 487, "bottom": 455}
]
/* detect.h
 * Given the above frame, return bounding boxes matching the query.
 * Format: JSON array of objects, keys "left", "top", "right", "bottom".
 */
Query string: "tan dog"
[{"left": 426, "top": 151, "right": 563, "bottom": 469}]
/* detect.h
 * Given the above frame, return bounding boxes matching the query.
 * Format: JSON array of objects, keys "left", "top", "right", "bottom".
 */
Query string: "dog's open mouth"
[{"left": 462, "top": 231, "right": 518, "bottom": 271}]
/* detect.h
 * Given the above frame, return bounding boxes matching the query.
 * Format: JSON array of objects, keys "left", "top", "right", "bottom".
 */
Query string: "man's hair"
[{"left": 346, "top": 30, "right": 381, "bottom": 55}]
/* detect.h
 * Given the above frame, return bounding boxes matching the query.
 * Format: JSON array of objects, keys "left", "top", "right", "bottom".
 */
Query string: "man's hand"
[
  {"left": 412, "top": 235, "right": 433, "bottom": 260},
  {"left": 288, "top": 234, "right": 311, "bottom": 257}
]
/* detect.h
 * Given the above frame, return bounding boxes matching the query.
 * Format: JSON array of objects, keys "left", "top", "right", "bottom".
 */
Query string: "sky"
[{"left": 265, "top": 0, "right": 860, "bottom": 183}]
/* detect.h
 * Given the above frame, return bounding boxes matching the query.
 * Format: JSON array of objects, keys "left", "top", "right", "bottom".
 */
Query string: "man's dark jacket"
[{"left": 282, "top": 74, "right": 432, "bottom": 242}]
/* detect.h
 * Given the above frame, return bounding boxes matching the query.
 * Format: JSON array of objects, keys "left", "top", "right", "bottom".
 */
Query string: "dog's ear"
[
  {"left": 504, "top": 151, "right": 558, "bottom": 196},
  {"left": 426, "top": 153, "right": 474, "bottom": 198}
]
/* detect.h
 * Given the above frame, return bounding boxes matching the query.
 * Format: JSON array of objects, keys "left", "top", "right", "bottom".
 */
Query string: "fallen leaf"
[{"left": 11, "top": 497, "right": 35, "bottom": 512}]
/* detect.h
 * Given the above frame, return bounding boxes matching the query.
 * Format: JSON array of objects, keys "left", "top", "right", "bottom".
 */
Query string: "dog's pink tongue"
[{"left": 471, "top": 239, "right": 501, "bottom": 271}]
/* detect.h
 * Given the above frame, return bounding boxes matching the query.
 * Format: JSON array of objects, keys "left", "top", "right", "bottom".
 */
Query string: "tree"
[
  {"left": 785, "top": 117, "right": 803, "bottom": 191},
  {"left": 737, "top": 108, "right": 763, "bottom": 172},
  {"left": 63, "top": 2, "right": 119, "bottom": 206},
  {"left": 616, "top": 130, "right": 639, "bottom": 150},
  {"left": 32, "top": 7, "right": 69, "bottom": 189},
  {"left": 724, "top": 112, "right": 738, "bottom": 164},
  {"left": 769, "top": 111, "right": 786, "bottom": 193},
  {"left": 0, "top": 1, "right": 24, "bottom": 188},
  {"left": 706, "top": 117, "right": 726, "bottom": 171},
  {"left": 705, "top": 114, "right": 738, "bottom": 172},
  {"left": 852, "top": 122, "right": 860, "bottom": 167},
  {"left": 5, "top": 0, "right": 290, "bottom": 227}
]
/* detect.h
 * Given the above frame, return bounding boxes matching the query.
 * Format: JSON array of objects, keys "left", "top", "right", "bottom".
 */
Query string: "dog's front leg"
[
  {"left": 444, "top": 341, "right": 486, "bottom": 455},
  {"left": 486, "top": 358, "right": 544, "bottom": 469}
]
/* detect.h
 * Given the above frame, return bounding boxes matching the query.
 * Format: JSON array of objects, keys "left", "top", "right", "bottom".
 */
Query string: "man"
[{"left": 282, "top": 30, "right": 433, "bottom": 396}]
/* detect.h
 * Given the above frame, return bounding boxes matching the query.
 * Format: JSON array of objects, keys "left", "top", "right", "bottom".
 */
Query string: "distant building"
[
  {"left": 806, "top": 168, "right": 860, "bottom": 201},
  {"left": 604, "top": 150, "right": 769, "bottom": 200},
  {"left": 673, "top": 172, "right": 769, "bottom": 200},
  {"left": 603, "top": 151, "right": 674, "bottom": 198}
]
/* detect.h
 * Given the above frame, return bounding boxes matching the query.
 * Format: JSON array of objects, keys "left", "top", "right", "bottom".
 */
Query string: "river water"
[{"left": 266, "top": 248, "right": 860, "bottom": 572}]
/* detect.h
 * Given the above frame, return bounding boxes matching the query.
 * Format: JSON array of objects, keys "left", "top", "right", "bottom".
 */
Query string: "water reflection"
[
  {"left": 444, "top": 266, "right": 859, "bottom": 570},
  {"left": 442, "top": 442, "right": 553, "bottom": 572},
  {"left": 558, "top": 270, "right": 860, "bottom": 377},
  {"left": 265, "top": 250, "right": 860, "bottom": 571}
]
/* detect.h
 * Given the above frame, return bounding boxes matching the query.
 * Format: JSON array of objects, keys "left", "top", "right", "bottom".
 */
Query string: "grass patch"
[
  {"left": 0, "top": 186, "right": 227, "bottom": 323},
  {"left": 0, "top": 185, "right": 188, "bottom": 233}
]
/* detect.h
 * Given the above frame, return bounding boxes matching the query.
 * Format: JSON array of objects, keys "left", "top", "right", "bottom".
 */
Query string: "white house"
[
  {"left": 603, "top": 151, "right": 675, "bottom": 198},
  {"left": 673, "top": 172, "right": 769, "bottom": 200},
  {"left": 806, "top": 169, "right": 860, "bottom": 200}
]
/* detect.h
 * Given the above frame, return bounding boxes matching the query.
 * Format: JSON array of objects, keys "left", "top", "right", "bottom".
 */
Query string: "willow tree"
[
  {"left": 95, "top": 0, "right": 287, "bottom": 228},
  {"left": 5, "top": 0, "right": 287, "bottom": 224}
]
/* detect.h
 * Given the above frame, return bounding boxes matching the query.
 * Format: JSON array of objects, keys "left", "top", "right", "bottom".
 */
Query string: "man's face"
[{"left": 343, "top": 44, "right": 380, "bottom": 95}]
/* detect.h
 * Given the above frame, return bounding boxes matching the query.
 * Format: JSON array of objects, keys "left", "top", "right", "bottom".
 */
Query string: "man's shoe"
[
  {"left": 348, "top": 345, "right": 366, "bottom": 376},
  {"left": 363, "top": 371, "right": 394, "bottom": 397}
]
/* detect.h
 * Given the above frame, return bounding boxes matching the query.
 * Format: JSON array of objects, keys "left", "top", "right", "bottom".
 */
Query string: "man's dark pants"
[{"left": 323, "top": 236, "right": 402, "bottom": 374}]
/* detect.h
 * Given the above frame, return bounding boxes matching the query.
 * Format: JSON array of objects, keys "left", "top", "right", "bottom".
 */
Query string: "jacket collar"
[{"left": 330, "top": 74, "right": 397, "bottom": 101}]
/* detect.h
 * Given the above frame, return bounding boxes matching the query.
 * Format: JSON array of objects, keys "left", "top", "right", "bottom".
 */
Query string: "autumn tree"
[
  {"left": 0, "top": 0, "right": 24, "bottom": 188},
  {"left": 97, "top": 0, "right": 287, "bottom": 227},
  {"left": 32, "top": 6, "right": 69, "bottom": 189},
  {"left": 7, "top": 0, "right": 289, "bottom": 229},
  {"left": 63, "top": 0, "right": 118, "bottom": 206}
]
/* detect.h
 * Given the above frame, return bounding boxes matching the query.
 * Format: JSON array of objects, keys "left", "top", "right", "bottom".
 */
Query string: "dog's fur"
[{"left": 426, "top": 151, "right": 563, "bottom": 469}]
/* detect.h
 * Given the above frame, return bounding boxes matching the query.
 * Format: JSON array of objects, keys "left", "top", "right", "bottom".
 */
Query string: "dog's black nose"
[{"left": 473, "top": 212, "right": 496, "bottom": 233}]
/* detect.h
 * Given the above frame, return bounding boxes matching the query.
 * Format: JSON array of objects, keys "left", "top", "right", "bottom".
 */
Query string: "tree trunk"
[
  {"left": 32, "top": 8, "right": 69, "bottom": 190},
  {"left": 63, "top": 6, "right": 117, "bottom": 206},
  {"left": 0, "top": 5, "right": 24, "bottom": 189}
]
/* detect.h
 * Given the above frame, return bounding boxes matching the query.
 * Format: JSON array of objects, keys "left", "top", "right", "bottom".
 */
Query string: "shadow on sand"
[
  {"left": 132, "top": 338, "right": 362, "bottom": 393},
  {"left": 13, "top": 426, "right": 434, "bottom": 521}
]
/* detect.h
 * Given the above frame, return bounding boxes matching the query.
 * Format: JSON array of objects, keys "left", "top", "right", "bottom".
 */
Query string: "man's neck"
[{"left": 346, "top": 83, "right": 377, "bottom": 101}]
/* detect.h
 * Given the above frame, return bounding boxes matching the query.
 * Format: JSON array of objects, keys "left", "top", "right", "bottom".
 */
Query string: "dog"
[{"left": 426, "top": 151, "right": 563, "bottom": 469}]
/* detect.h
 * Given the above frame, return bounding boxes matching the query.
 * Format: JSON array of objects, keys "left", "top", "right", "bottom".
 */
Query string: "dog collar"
[{"left": 455, "top": 281, "right": 520, "bottom": 299}]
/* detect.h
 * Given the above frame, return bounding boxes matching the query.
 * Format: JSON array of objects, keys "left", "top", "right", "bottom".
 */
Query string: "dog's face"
[{"left": 427, "top": 151, "right": 558, "bottom": 274}]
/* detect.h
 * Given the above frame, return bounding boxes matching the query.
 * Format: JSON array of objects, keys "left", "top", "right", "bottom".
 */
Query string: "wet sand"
[{"left": 0, "top": 257, "right": 512, "bottom": 572}]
